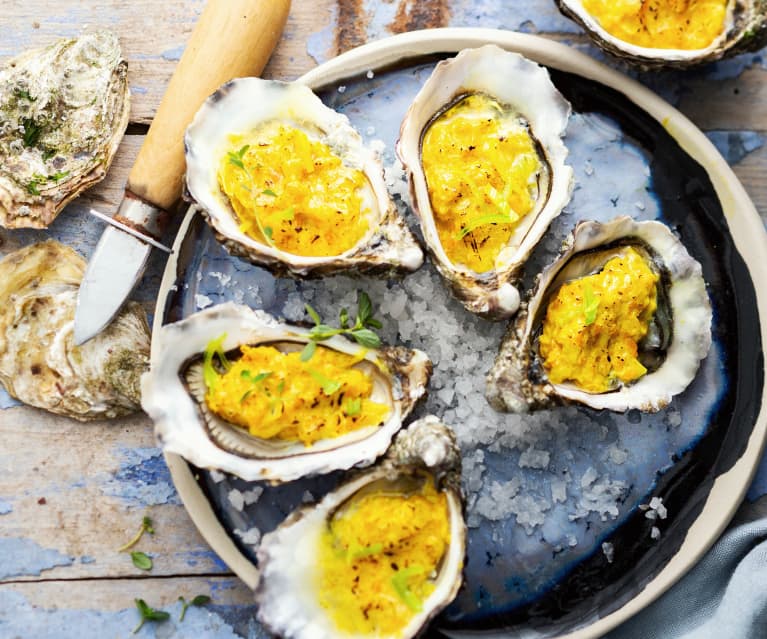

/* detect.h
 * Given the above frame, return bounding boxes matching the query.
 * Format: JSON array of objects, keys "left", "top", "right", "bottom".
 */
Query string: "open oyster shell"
[
  {"left": 486, "top": 217, "right": 712, "bottom": 413},
  {"left": 0, "top": 241, "right": 150, "bottom": 420},
  {"left": 0, "top": 31, "right": 130, "bottom": 228},
  {"left": 184, "top": 78, "right": 423, "bottom": 279},
  {"left": 397, "top": 45, "right": 573, "bottom": 320},
  {"left": 557, "top": 0, "right": 767, "bottom": 68},
  {"left": 141, "top": 303, "right": 432, "bottom": 482},
  {"left": 255, "top": 416, "right": 465, "bottom": 639}
]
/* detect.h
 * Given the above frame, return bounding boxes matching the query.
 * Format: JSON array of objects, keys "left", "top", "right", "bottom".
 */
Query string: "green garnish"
[
  {"left": 226, "top": 144, "right": 276, "bottom": 247},
  {"left": 391, "top": 565, "right": 425, "bottom": 612},
  {"left": 131, "top": 551, "right": 153, "bottom": 571},
  {"left": 455, "top": 213, "right": 514, "bottom": 240},
  {"left": 348, "top": 542, "right": 383, "bottom": 561},
  {"left": 118, "top": 515, "right": 154, "bottom": 551},
  {"left": 344, "top": 397, "right": 362, "bottom": 416},
  {"left": 308, "top": 370, "right": 342, "bottom": 396},
  {"left": 49, "top": 170, "right": 70, "bottom": 182},
  {"left": 132, "top": 599, "right": 169, "bottom": 635},
  {"left": 300, "top": 292, "right": 383, "bottom": 361},
  {"left": 262, "top": 188, "right": 277, "bottom": 197},
  {"left": 22, "top": 118, "right": 42, "bottom": 147},
  {"left": 583, "top": 283, "right": 600, "bottom": 326},
  {"left": 278, "top": 206, "right": 295, "bottom": 222},
  {"left": 203, "top": 334, "right": 231, "bottom": 389},
  {"left": 178, "top": 595, "right": 211, "bottom": 622},
  {"left": 264, "top": 226, "right": 274, "bottom": 241},
  {"left": 239, "top": 371, "right": 272, "bottom": 403},
  {"left": 227, "top": 144, "right": 250, "bottom": 169},
  {"left": 14, "top": 88, "right": 35, "bottom": 101},
  {"left": 26, "top": 180, "right": 40, "bottom": 195}
]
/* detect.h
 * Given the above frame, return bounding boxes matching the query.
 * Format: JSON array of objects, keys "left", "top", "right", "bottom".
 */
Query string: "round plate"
[{"left": 152, "top": 28, "right": 767, "bottom": 639}]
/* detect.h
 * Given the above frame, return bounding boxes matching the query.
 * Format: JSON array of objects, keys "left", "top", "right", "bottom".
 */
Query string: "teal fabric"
[{"left": 605, "top": 497, "right": 767, "bottom": 639}]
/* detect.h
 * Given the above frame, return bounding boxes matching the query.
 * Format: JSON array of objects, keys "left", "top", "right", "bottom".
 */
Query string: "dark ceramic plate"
[{"left": 153, "top": 29, "right": 767, "bottom": 639}]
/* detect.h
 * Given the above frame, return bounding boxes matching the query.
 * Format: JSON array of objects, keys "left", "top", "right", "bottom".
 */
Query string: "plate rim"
[{"left": 155, "top": 27, "right": 767, "bottom": 639}]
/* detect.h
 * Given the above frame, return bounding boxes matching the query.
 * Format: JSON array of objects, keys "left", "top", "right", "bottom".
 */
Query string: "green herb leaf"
[
  {"left": 308, "top": 370, "right": 342, "bottom": 396},
  {"left": 339, "top": 308, "right": 349, "bottom": 329},
  {"left": 241, "top": 370, "right": 272, "bottom": 384},
  {"left": 357, "top": 291, "right": 373, "bottom": 325},
  {"left": 454, "top": 213, "right": 513, "bottom": 240},
  {"left": 132, "top": 599, "right": 169, "bottom": 634},
  {"left": 227, "top": 152, "right": 244, "bottom": 169},
  {"left": 391, "top": 565, "right": 425, "bottom": 612},
  {"left": 48, "top": 170, "right": 70, "bottom": 182},
  {"left": 351, "top": 328, "right": 381, "bottom": 349},
  {"left": 277, "top": 380, "right": 285, "bottom": 397},
  {"left": 309, "top": 324, "right": 342, "bottom": 341},
  {"left": 203, "top": 333, "right": 231, "bottom": 389},
  {"left": 344, "top": 397, "right": 362, "bottom": 417},
  {"left": 349, "top": 542, "right": 382, "bottom": 561},
  {"left": 583, "top": 284, "right": 600, "bottom": 326},
  {"left": 14, "top": 88, "right": 35, "bottom": 101},
  {"left": 263, "top": 226, "right": 274, "bottom": 241},
  {"left": 262, "top": 188, "right": 277, "bottom": 197},
  {"left": 22, "top": 118, "right": 42, "bottom": 147},
  {"left": 118, "top": 515, "right": 154, "bottom": 551},
  {"left": 366, "top": 318, "right": 383, "bottom": 330},
  {"left": 300, "top": 341, "right": 317, "bottom": 362},
  {"left": 178, "top": 594, "right": 212, "bottom": 622},
  {"left": 26, "top": 180, "right": 40, "bottom": 195},
  {"left": 131, "top": 551, "right": 153, "bottom": 571},
  {"left": 142, "top": 516, "right": 155, "bottom": 535},
  {"left": 305, "top": 303, "right": 322, "bottom": 326}
]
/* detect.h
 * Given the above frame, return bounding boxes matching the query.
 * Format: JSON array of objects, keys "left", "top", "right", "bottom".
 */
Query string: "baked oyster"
[
  {"left": 256, "top": 416, "right": 465, "bottom": 639},
  {"left": 184, "top": 78, "right": 423, "bottom": 279},
  {"left": 557, "top": 0, "right": 767, "bottom": 68},
  {"left": 486, "top": 217, "right": 712, "bottom": 412},
  {"left": 0, "top": 31, "right": 130, "bottom": 228},
  {"left": 141, "top": 303, "right": 432, "bottom": 482},
  {"left": 397, "top": 45, "right": 573, "bottom": 320},
  {"left": 0, "top": 241, "right": 150, "bottom": 420}
]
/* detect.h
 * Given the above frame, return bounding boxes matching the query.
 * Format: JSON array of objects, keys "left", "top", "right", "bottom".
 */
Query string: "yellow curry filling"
[
  {"left": 204, "top": 343, "right": 389, "bottom": 446},
  {"left": 421, "top": 93, "right": 545, "bottom": 273},
  {"left": 218, "top": 121, "right": 372, "bottom": 257},
  {"left": 317, "top": 477, "right": 451, "bottom": 636},
  {"left": 581, "top": 0, "right": 728, "bottom": 50},
  {"left": 538, "top": 247, "right": 659, "bottom": 393}
]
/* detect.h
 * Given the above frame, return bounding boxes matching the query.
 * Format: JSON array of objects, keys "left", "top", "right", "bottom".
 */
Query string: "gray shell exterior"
[
  {"left": 0, "top": 241, "right": 150, "bottom": 421},
  {"left": 557, "top": 0, "right": 767, "bottom": 69},
  {"left": 0, "top": 31, "right": 130, "bottom": 228},
  {"left": 486, "top": 217, "right": 712, "bottom": 413},
  {"left": 255, "top": 416, "right": 466, "bottom": 639}
]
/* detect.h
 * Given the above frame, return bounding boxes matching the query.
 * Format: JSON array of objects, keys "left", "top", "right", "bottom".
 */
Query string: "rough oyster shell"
[
  {"left": 486, "top": 216, "right": 712, "bottom": 412},
  {"left": 0, "top": 32, "right": 130, "bottom": 228},
  {"left": 184, "top": 78, "right": 423, "bottom": 279},
  {"left": 0, "top": 240, "right": 150, "bottom": 420},
  {"left": 557, "top": 0, "right": 767, "bottom": 69},
  {"left": 141, "top": 303, "right": 432, "bottom": 482},
  {"left": 255, "top": 415, "right": 465, "bottom": 639},
  {"left": 397, "top": 45, "right": 573, "bottom": 320}
]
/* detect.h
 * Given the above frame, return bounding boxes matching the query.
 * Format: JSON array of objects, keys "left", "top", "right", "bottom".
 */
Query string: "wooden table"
[{"left": 1, "top": 2, "right": 765, "bottom": 637}]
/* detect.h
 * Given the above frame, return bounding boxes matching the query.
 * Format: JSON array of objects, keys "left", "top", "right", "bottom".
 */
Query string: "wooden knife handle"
[{"left": 127, "top": 0, "right": 291, "bottom": 212}]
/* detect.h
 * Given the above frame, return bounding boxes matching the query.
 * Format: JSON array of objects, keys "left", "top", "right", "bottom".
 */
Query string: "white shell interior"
[
  {"left": 559, "top": 0, "right": 737, "bottom": 62},
  {"left": 527, "top": 216, "right": 713, "bottom": 411},
  {"left": 141, "top": 303, "right": 429, "bottom": 482},
  {"left": 397, "top": 45, "right": 573, "bottom": 316},
  {"left": 184, "top": 78, "right": 409, "bottom": 268},
  {"left": 256, "top": 471, "right": 465, "bottom": 639}
]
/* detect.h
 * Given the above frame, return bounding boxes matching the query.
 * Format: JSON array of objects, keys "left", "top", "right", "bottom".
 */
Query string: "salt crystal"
[
  {"left": 227, "top": 488, "right": 245, "bottom": 512},
  {"left": 195, "top": 294, "right": 212, "bottom": 309},
  {"left": 602, "top": 542, "right": 615, "bottom": 563},
  {"left": 651, "top": 526, "right": 661, "bottom": 540},
  {"left": 366, "top": 125, "right": 376, "bottom": 136},
  {"left": 634, "top": 201, "right": 646, "bottom": 211},
  {"left": 243, "top": 487, "right": 264, "bottom": 505},
  {"left": 608, "top": 445, "right": 629, "bottom": 465},
  {"left": 337, "top": 85, "right": 347, "bottom": 93},
  {"left": 366, "top": 70, "right": 375, "bottom": 79},
  {"left": 234, "top": 527, "right": 261, "bottom": 545},
  {"left": 209, "top": 470, "right": 225, "bottom": 483},
  {"left": 581, "top": 467, "right": 598, "bottom": 487},
  {"left": 584, "top": 160, "right": 594, "bottom": 176},
  {"left": 551, "top": 478, "right": 567, "bottom": 503},
  {"left": 519, "top": 448, "right": 551, "bottom": 470},
  {"left": 302, "top": 490, "right": 314, "bottom": 503}
]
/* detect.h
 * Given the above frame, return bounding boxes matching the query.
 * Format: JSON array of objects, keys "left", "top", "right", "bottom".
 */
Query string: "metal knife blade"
[{"left": 73, "top": 0, "right": 291, "bottom": 344}]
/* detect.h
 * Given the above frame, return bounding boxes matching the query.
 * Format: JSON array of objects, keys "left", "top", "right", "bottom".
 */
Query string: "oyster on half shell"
[
  {"left": 0, "top": 241, "right": 150, "bottom": 420},
  {"left": 0, "top": 31, "right": 130, "bottom": 228},
  {"left": 397, "top": 45, "right": 573, "bottom": 320},
  {"left": 557, "top": 0, "right": 767, "bottom": 68},
  {"left": 184, "top": 78, "right": 423, "bottom": 279},
  {"left": 141, "top": 303, "right": 432, "bottom": 482},
  {"left": 486, "top": 217, "right": 712, "bottom": 413},
  {"left": 255, "top": 416, "right": 465, "bottom": 639}
]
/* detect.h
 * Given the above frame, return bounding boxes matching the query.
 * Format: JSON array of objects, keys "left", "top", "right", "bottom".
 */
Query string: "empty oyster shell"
[
  {"left": 184, "top": 78, "right": 423, "bottom": 279},
  {"left": 0, "top": 31, "right": 130, "bottom": 228},
  {"left": 255, "top": 415, "right": 465, "bottom": 639},
  {"left": 397, "top": 45, "right": 573, "bottom": 320},
  {"left": 557, "top": 0, "right": 767, "bottom": 68},
  {"left": 141, "top": 303, "right": 432, "bottom": 482},
  {"left": 0, "top": 241, "right": 150, "bottom": 420},
  {"left": 486, "top": 217, "right": 712, "bottom": 412}
]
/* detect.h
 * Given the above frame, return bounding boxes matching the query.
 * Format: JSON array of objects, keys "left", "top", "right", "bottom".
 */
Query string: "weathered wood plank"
[
  {"left": 1, "top": 576, "right": 260, "bottom": 638},
  {"left": 0, "top": 407, "right": 232, "bottom": 582}
]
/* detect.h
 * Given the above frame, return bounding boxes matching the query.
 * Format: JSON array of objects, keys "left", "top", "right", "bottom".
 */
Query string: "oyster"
[
  {"left": 486, "top": 217, "right": 712, "bottom": 412},
  {"left": 0, "top": 241, "right": 150, "bottom": 420},
  {"left": 0, "top": 32, "right": 130, "bottom": 228},
  {"left": 184, "top": 78, "right": 423, "bottom": 279},
  {"left": 397, "top": 45, "right": 573, "bottom": 320},
  {"left": 256, "top": 416, "right": 465, "bottom": 639},
  {"left": 141, "top": 303, "right": 432, "bottom": 482},
  {"left": 557, "top": 0, "right": 767, "bottom": 68}
]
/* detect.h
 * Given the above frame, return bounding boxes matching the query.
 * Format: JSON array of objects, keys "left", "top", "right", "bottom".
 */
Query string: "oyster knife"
[{"left": 74, "top": 0, "right": 291, "bottom": 345}]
